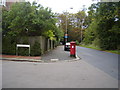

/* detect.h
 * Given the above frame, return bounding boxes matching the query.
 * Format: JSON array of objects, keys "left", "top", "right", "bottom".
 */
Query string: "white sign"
[{"left": 17, "top": 44, "right": 30, "bottom": 48}]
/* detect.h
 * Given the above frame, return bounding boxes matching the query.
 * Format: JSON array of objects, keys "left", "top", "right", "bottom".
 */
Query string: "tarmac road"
[
  {"left": 76, "top": 46, "right": 119, "bottom": 80},
  {"left": 2, "top": 60, "right": 118, "bottom": 88}
]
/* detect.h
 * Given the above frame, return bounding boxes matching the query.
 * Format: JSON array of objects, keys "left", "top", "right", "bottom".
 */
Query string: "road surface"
[
  {"left": 1, "top": 46, "right": 119, "bottom": 88},
  {"left": 77, "top": 46, "right": 119, "bottom": 80},
  {"left": 2, "top": 60, "right": 118, "bottom": 88}
]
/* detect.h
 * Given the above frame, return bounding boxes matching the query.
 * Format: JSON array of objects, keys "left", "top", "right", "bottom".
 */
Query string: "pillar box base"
[{"left": 70, "top": 54, "right": 76, "bottom": 58}]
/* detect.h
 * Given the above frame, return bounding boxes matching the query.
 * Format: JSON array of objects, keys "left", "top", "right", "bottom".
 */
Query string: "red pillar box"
[{"left": 70, "top": 41, "right": 76, "bottom": 57}]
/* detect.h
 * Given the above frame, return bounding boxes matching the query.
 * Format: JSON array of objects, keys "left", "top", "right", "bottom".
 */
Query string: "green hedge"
[
  {"left": 2, "top": 36, "right": 41, "bottom": 56},
  {"left": 2, "top": 36, "right": 16, "bottom": 55},
  {"left": 31, "top": 41, "right": 41, "bottom": 56}
]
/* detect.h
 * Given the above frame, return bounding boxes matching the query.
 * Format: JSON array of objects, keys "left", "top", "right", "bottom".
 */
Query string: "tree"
[
  {"left": 83, "top": 2, "right": 120, "bottom": 50},
  {"left": 2, "top": 1, "right": 64, "bottom": 55},
  {"left": 57, "top": 11, "right": 87, "bottom": 42},
  {"left": 2, "top": 1, "right": 63, "bottom": 40}
]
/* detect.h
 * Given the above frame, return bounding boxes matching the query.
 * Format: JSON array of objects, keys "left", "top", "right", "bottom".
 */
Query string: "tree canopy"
[
  {"left": 2, "top": 1, "right": 63, "bottom": 40},
  {"left": 57, "top": 11, "right": 87, "bottom": 43},
  {"left": 83, "top": 2, "right": 120, "bottom": 50},
  {"left": 2, "top": 1, "right": 120, "bottom": 50}
]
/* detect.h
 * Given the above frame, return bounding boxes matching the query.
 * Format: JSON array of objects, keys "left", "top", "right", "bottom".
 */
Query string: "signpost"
[
  {"left": 65, "top": 34, "right": 68, "bottom": 43},
  {"left": 16, "top": 44, "right": 30, "bottom": 56},
  {"left": 64, "top": 36, "right": 68, "bottom": 38}
]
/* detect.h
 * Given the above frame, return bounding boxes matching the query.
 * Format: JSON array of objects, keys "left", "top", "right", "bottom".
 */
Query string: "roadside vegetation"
[
  {"left": 83, "top": 2, "right": 120, "bottom": 52},
  {"left": 2, "top": 1, "right": 63, "bottom": 55},
  {"left": 58, "top": 2, "right": 120, "bottom": 54},
  {"left": 2, "top": 1, "right": 120, "bottom": 55},
  {"left": 80, "top": 44, "right": 120, "bottom": 54}
]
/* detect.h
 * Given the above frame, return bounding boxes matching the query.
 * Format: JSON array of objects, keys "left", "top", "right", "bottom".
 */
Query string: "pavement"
[
  {"left": 41, "top": 45, "right": 80, "bottom": 62},
  {"left": 0, "top": 55, "right": 42, "bottom": 62},
  {"left": 0, "top": 45, "right": 80, "bottom": 62}
]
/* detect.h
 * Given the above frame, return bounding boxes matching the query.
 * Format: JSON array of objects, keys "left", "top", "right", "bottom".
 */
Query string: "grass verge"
[{"left": 79, "top": 44, "right": 120, "bottom": 55}]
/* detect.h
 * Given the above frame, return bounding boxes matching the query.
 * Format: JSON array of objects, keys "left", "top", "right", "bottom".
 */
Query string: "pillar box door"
[{"left": 70, "top": 41, "right": 76, "bottom": 57}]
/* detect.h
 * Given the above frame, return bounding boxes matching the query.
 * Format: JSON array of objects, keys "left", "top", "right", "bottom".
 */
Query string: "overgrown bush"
[
  {"left": 2, "top": 35, "right": 42, "bottom": 56},
  {"left": 2, "top": 36, "right": 16, "bottom": 55},
  {"left": 75, "top": 40, "right": 80, "bottom": 45},
  {"left": 18, "top": 47, "right": 29, "bottom": 56},
  {"left": 31, "top": 41, "right": 41, "bottom": 56},
  {"left": 22, "top": 37, "right": 29, "bottom": 44},
  {"left": 92, "top": 38, "right": 100, "bottom": 47}
]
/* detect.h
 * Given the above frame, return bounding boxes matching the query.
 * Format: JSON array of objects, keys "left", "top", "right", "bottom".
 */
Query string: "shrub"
[
  {"left": 75, "top": 40, "right": 80, "bottom": 45},
  {"left": 2, "top": 36, "right": 16, "bottom": 55},
  {"left": 31, "top": 41, "right": 41, "bottom": 56},
  {"left": 17, "top": 47, "right": 29, "bottom": 56},
  {"left": 2, "top": 36, "right": 42, "bottom": 56}
]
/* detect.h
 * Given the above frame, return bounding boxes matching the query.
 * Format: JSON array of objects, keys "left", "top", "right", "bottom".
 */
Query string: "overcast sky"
[{"left": 25, "top": 0, "right": 97, "bottom": 13}]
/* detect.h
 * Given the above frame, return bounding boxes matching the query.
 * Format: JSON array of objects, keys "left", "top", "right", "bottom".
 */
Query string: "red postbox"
[{"left": 70, "top": 41, "right": 76, "bottom": 57}]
